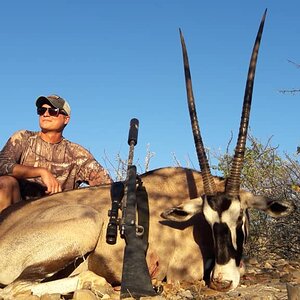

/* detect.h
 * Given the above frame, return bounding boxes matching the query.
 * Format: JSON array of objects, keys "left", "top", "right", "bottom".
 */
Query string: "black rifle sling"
[{"left": 136, "top": 182, "right": 150, "bottom": 252}]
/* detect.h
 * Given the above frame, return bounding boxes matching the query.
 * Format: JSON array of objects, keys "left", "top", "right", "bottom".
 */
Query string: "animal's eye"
[{"left": 269, "top": 202, "right": 288, "bottom": 213}]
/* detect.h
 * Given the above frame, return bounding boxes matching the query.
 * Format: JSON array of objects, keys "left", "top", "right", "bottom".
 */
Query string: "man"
[{"left": 0, "top": 94, "right": 112, "bottom": 212}]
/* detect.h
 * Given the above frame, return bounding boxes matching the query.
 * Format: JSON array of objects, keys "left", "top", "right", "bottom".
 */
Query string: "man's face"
[{"left": 38, "top": 104, "right": 70, "bottom": 133}]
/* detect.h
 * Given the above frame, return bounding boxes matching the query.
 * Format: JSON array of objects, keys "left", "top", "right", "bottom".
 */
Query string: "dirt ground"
[
  {"left": 3, "top": 256, "right": 300, "bottom": 299},
  {"left": 151, "top": 257, "right": 300, "bottom": 300}
]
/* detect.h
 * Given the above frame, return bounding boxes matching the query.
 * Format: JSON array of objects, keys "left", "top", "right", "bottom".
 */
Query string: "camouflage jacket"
[{"left": 0, "top": 130, "right": 112, "bottom": 199}]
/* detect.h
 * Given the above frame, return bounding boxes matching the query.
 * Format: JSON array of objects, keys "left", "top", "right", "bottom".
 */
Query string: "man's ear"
[
  {"left": 161, "top": 197, "right": 204, "bottom": 222},
  {"left": 64, "top": 116, "right": 70, "bottom": 126}
]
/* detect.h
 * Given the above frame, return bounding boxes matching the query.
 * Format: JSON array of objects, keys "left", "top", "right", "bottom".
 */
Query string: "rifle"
[{"left": 106, "top": 118, "right": 157, "bottom": 299}]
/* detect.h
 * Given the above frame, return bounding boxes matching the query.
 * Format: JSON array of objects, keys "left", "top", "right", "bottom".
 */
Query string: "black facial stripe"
[
  {"left": 236, "top": 222, "right": 245, "bottom": 266},
  {"left": 213, "top": 223, "right": 235, "bottom": 265},
  {"left": 207, "top": 194, "right": 232, "bottom": 216},
  {"left": 213, "top": 222, "right": 245, "bottom": 266}
]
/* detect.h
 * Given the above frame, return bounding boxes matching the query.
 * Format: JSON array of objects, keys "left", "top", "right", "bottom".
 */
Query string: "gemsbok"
[{"left": 0, "top": 9, "right": 295, "bottom": 299}]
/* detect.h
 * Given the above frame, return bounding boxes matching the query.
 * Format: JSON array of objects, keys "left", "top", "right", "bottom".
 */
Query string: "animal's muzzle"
[{"left": 209, "top": 278, "right": 233, "bottom": 292}]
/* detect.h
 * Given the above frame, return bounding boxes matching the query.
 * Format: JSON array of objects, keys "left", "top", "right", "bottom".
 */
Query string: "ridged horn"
[
  {"left": 180, "top": 28, "right": 217, "bottom": 196},
  {"left": 225, "top": 9, "right": 267, "bottom": 196}
]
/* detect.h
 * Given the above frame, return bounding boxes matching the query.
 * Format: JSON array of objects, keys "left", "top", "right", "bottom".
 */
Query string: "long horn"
[
  {"left": 180, "top": 28, "right": 217, "bottom": 196},
  {"left": 225, "top": 9, "right": 267, "bottom": 196}
]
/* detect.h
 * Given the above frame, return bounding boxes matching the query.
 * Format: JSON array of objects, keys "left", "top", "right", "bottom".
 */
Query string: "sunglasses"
[{"left": 37, "top": 107, "right": 67, "bottom": 117}]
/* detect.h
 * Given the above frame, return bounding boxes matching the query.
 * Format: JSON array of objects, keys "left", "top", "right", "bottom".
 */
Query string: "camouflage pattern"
[{"left": 0, "top": 130, "right": 112, "bottom": 200}]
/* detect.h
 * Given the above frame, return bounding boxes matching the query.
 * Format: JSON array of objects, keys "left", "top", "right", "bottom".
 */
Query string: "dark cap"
[{"left": 36, "top": 94, "right": 71, "bottom": 116}]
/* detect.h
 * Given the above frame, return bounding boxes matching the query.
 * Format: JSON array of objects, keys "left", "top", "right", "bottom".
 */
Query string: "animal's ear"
[
  {"left": 240, "top": 191, "right": 295, "bottom": 218},
  {"left": 160, "top": 197, "right": 204, "bottom": 222}
]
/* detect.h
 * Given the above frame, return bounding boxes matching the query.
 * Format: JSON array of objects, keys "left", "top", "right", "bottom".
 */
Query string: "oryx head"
[{"left": 162, "top": 10, "right": 294, "bottom": 291}]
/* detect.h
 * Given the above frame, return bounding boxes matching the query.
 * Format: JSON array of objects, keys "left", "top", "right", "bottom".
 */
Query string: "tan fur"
[{"left": 0, "top": 167, "right": 224, "bottom": 289}]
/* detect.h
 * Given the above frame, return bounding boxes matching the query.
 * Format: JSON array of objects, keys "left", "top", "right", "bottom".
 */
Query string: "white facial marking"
[
  {"left": 203, "top": 197, "right": 219, "bottom": 225},
  {"left": 220, "top": 200, "right": 241, "bottom": 250},
  {"left": 211, "top": 258, "right": 241, "bottom": 290}
]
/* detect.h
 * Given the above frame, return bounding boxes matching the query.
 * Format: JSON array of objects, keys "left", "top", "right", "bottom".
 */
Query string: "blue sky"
[{"left": 0, "top": 1, "right": 299, "bottom": 178}]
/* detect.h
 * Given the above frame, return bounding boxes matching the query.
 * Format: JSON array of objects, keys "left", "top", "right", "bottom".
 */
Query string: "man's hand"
[{"left": 40, "top": 169, "right": 62, "bottom": 194}]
